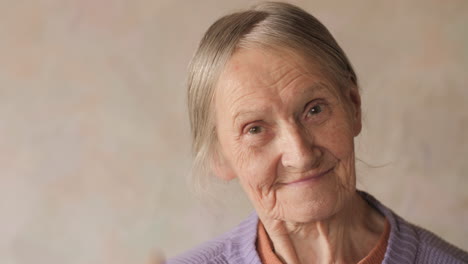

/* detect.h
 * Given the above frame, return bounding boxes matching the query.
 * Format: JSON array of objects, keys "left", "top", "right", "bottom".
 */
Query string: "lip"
[{"left": 281, "top": 167, "right": 334, "bottom": 186}]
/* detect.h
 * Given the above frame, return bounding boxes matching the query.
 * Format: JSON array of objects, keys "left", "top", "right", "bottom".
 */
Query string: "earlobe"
[
  {"left": 211, "top": 152, "right": 236, "bottom": 181},
  {"left": 354, "top": 116, "right": 362, "bottom": 136}
]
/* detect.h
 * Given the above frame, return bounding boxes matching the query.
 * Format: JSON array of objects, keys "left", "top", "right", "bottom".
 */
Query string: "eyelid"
[{"left": 304, "top": 99, "right": 329, "bottom": 121}]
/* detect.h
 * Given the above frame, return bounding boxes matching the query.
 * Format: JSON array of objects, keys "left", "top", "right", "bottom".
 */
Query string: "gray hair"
[{"left": 187, "top": 1, "right": 358, "bottom": 193}]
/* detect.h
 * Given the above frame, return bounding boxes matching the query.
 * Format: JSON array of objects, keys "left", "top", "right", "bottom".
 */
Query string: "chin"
[
  {"left": 285, "top": 202, "right": 340, "bottom": 223},
  {"left": 279, "top": 186, "right": 353, "bottom": 223}
]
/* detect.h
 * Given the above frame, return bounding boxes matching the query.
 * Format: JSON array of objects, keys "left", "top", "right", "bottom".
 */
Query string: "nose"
[{"left": 279, "top": 124, "right": 320, "bottom": 171}]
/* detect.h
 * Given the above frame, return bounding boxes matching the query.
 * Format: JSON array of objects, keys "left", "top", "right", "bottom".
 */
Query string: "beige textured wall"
[{"left": 1, "top": 0, "right": 467, "bottom": 263}]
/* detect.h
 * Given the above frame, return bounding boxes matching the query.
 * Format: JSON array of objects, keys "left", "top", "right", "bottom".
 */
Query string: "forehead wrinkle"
[
  {"left": 261, "top": 55, "right": 310, "bottom": 95},
  {"left": 276, "top": 72, "right": 310, "bottom": 100},
  {"left": 217, "top": 77, "right": 261, "bottom": 125},
  {"left": 229, "top": 47, "right": 308, "bottom": 92},
  {"left": 229, "top": 89, "right": 259, "bottom": 116},
  {"left": 219, "top": 63, "right": 274, "bottom": 127},
  {"left": 262, "top": 56, "right": 323, "bottom": 102},
  {"left": 231, "top": 92, "right": 273, "bottom": 128},
  {"left": 265, "top": 49, "right": 342, "bottom": 100},
  {"left": 264, "top": 61, "right": 297, "bottom": 87}
]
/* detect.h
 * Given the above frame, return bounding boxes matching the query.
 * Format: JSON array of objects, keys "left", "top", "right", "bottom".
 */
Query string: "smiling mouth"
[{"left": 281, "top": 167, "right": 334, "bottom": 186}]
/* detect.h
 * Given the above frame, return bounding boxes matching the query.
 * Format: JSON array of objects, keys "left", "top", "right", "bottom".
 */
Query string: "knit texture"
[{"left": 167, "top": 191, "right": 468, "bottom": 264}]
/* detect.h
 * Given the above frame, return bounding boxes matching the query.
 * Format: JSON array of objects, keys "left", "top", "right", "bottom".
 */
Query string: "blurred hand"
[{"left": 146, "top": 249, "right": 165, "bottom": 264}]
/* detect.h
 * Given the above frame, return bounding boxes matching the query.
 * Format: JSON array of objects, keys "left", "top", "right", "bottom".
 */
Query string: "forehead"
[
  {"left": 215, "top": 48, "right": 334, "bottom": 105},
  {"left": 221, "top": 48, "right": 316, "bottom": 89}
]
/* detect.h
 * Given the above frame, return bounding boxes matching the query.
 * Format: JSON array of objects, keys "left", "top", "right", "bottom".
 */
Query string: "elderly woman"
[{"left": 168, "top": 2, "right": 467, "bottom": 264}]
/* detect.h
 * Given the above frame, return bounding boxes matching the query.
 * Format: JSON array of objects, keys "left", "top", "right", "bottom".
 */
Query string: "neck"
[{"left": 260, "top": 193, "right": 385, "bottom": 264}]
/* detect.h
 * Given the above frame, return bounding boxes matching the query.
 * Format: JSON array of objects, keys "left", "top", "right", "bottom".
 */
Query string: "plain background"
[{"left": 1, "top": 0, "right": 467, "bottom": 263}]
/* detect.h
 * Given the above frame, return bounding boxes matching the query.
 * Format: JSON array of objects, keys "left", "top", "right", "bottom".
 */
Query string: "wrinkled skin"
[{"left": 212, "top": 48, "right": 384, "bottom": 263}]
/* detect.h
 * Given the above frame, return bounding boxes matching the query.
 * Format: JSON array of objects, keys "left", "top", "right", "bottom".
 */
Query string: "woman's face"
[{"left": 213, "top": 48, "right": 361, "bottom": 223}]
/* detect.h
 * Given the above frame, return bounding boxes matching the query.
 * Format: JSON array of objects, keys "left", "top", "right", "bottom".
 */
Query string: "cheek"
[
  {"left": 319, "top": 117, "right": 357, "bottom": 190},
  {"left": 320, "top": 122, "right": 355, "bottom": 160},
  {"left": 234, "top": 148, "right": 281, "bottom": 213},
  {"left": 229, "top": 142, "right": 279, "bottom": 188}
]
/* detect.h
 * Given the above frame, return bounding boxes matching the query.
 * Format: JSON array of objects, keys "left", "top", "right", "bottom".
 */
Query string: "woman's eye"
[
  {"left": 248, "top": 126, "right": 262, "bottom": 134},
  {"left": 308, "top": 104, "right": 323, "bottom": 116}
]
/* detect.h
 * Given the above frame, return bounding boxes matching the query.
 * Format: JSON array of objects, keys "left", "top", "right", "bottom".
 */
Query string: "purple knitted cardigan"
[{"left": 167, "top": 192, "right": 468, "bottom": 264}]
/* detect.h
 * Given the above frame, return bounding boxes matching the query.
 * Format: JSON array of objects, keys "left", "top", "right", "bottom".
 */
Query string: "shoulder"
[
  {"left": 412, "top": 224, "right": 468, "bottom": 264},
  {"left": 166, "top": 213, "right": 261, "bottom": 264},
  {"left": 359, "top": 191, "right": 468, "bottom": 264},
  {"left": 165, "top": 235, "right": 229, "bottom": 264}
]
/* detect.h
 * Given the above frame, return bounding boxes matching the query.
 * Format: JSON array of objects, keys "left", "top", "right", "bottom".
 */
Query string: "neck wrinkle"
[{"left": 260, "top": 192, "right": 385, "bottom": 264}]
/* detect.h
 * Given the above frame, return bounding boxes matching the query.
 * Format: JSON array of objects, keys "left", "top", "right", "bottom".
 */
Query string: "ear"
[
  {"left": 348, "top": 85, "right": 362, "bottom": 136},
  {"left": 211, "top": 150, "right": 236, "bottom": 181}
]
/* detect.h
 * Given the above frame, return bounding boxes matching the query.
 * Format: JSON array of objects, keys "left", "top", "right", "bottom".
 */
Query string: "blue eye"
[
  {"left": 248, "top": 126, "right": 262, "bottom": 134},
  {"left": 308, "top": 104, "right": 323, "bottom": 115}
]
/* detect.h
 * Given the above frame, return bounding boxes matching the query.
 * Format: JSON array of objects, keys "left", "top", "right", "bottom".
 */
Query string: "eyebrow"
[
  {"left": 231, "top": 81, "right": 331, "bottom": 127},
  {"left": 232, "top": 107, "right": 268, "bottom": 128},
  {"left": 285, "top": 81, "right": 329, "bottom": 98}
]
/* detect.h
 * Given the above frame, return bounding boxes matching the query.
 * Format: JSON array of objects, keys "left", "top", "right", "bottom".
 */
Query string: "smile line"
[{"left": 282, "top": 167, "right": 334, "bottom": 186}]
